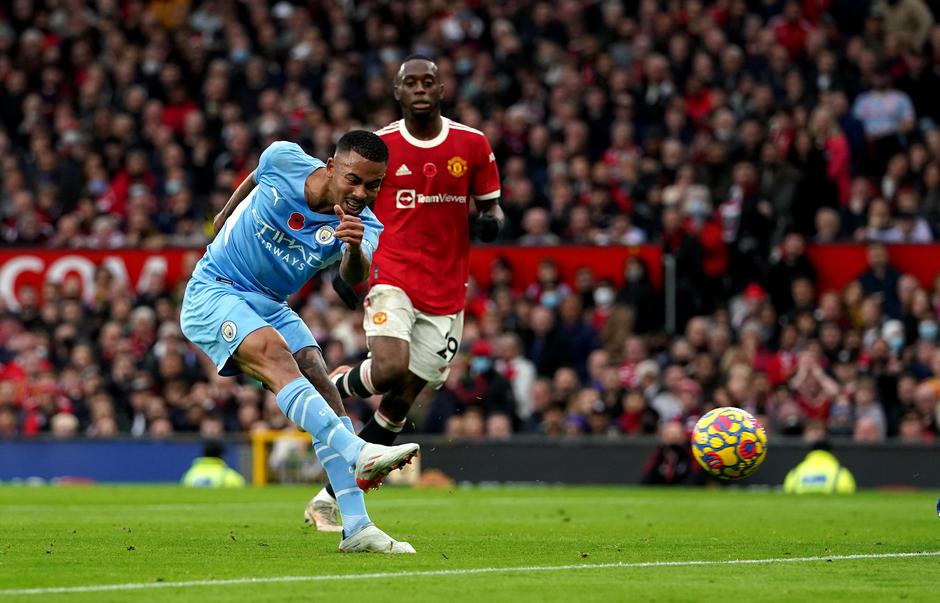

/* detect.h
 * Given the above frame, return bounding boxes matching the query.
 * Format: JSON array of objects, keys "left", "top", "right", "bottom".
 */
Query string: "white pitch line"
[{"left": 1, "top": 551, "right": 938, "bottom": 597}]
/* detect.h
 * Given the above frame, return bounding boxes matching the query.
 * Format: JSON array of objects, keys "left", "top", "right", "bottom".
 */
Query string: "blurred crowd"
[
  {"left": 2, "top": 0, "right": 940, "bottom": 255},
  {"left": 3, "top": 234, "right": 940, "bottom": 448},
  {"left": 2, "top": 0, "right": 940, "bottom": 446}
]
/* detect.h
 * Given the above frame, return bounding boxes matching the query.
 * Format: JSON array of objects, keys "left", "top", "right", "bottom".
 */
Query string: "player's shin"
[
  {"left": 333, "top": 359, "right": 380, "bottom": 399},
  {"left": 359, "top": 411, "right": 405, "bottom": 445},
  {"left": 323, "top": 411, "right": 403, "bottom": 500},
  {"left": 275, "top": 377, "right": 364, "bottom": 465},
  {"left": 312, "top": 434, "right": 371, "bottom": 538}
]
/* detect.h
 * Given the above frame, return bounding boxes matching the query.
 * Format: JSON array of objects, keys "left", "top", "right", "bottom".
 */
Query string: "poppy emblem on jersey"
[
  {"left": 220, "top": 321, "right": 237, "bottom": 343},
  {"left": 396, "top": 189, "right": 416, "bottom": 209},
  {"left": 315, "top": 225, "right": 335, "bottom": 245},
  {"left": 447, "top": 156, "right": 468, "bottom": 178},
  {"left": 423, "top": 162, "right": 437, "bottom": 177},
  {"left": 373, "top": 311, "right": 388, "bottom": 325},
  {"left": 288, "top": 212, "right": 305, "bottom": 231}
]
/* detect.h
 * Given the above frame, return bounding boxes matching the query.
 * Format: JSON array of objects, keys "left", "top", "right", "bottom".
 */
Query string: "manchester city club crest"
[
  {"left": 316, "top": 225, "right": 335, "bottom": 245},
  {"left": 220, "top": 321, "right": 237, "bottom": 342}
]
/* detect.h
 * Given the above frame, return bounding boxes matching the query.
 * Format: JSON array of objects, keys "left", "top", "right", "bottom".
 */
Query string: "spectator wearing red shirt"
[{"left": 770, "top": 1, "right": 816, "bottom": 61}]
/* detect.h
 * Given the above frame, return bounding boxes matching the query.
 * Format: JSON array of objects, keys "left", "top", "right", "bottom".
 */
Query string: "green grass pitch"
[{"left": 1, "top": 485, "right": 938, "bottom": 602}]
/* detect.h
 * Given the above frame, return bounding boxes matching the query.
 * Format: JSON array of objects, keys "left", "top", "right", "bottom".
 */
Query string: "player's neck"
[
  {"left": 303, "top": 170, "right": 330, "bottom": 213},
  {"left": 404, "top": 114, "right": 443, "bottom": 140}
]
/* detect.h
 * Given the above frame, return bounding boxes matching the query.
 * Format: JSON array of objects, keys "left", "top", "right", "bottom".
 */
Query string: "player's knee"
[{"left": 236, "top": 330, "right": 298, "bottom": 389}]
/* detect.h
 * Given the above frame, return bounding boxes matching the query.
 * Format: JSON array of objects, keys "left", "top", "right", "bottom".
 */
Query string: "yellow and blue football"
[{"left": 692, "top": 407, "right": 768, "bottom": 480}]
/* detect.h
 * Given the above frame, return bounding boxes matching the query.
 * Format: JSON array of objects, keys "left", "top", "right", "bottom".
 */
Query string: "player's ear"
[
  {"left": 393, "top": 84, "right": 401, "bottom": 103},
  {"left": 325, "top": 157, "right": 334, "bottom": 177}
]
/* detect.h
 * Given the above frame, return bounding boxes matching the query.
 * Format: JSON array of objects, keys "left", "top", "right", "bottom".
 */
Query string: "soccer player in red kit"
[{"left": 306, "top": 55, "right": 503, "bottom": 531}]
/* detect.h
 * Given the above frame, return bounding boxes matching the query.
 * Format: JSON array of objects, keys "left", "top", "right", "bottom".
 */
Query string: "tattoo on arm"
[{"left": 295, "top": 348, "right": 322, "bottom": 381}]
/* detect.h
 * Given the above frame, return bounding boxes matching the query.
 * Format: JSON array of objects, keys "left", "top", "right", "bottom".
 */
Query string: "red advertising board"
[
  {"left": 805, "top": 244, "right": 940, "bottom": 293},
  {"left": 0, "top": 249, "right": 202, "bottom": 309}
]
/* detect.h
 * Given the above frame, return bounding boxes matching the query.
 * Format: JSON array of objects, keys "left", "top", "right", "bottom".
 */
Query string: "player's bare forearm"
[
  {"left": 213, "top": 170, "right": 256, "bottom": 234},
  {"left": 339, "top": 245, "right": 370, "bottom": 285},
  {"left": 333, "top": 204, "right": 369, "bottom": 284}
]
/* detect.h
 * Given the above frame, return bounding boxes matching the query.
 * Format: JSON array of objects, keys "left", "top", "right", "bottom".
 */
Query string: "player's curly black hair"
[{"left": 335, "top": 130, "right": 389, "bottom": 164}]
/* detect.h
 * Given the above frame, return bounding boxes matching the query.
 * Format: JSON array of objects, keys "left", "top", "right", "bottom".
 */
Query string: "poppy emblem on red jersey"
[
  {"left": 288, "top": 212, "right": 305, "bottom": 230},
  {"left": 423, "top": 162, "right": 437, "bottom": 177},
  {"left": 447, "top": 156, "right": 468, "bottom": 178}
]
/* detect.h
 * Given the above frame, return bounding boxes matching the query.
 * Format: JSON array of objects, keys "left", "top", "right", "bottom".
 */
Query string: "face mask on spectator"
[
  {"left": 687, "top": 200, "right": 709, "bottom": 218},
  {"left": 594, "top": 287, "right": 614, "bottom": 308},
  {"left": 887, "top": 334, "right": 905, "bottom": 355},
  {"left": 470, "top": 356, "right": 492, "bottom": 375},
  {"left": 380, "top": 48, "right": 399, "bottom": 64},
  {"left": 715, "top": 128, "right": 733, "bottom": 142},
  {"left": 541, "top": 291, "right": 562, "bottom": 308},
  {"left": 88, "top": 179, "right": 108, "bottom": 196},
  {"left": 142, "top": 60, "right": 160, "bottom": 75},
  {"left": 919, "top": 321, "right": 938, "bottom": 342},
  {"left": 166, "top": 180, "right": 183, "bottom": 195}
]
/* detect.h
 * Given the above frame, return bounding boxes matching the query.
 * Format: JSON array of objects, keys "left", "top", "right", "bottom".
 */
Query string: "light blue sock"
[
  {"left": 275, "top": 377, "right": 364, "bottom": 465},
  {"left": 313, "top": 436, "right": 371, "bottom": 537}
]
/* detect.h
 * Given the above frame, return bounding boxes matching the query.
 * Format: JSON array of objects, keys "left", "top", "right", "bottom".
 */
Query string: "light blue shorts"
[{"left": 180, "top": 277, "right": 317, "bottom": 376}]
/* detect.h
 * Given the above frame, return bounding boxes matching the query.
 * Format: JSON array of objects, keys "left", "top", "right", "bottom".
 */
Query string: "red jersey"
[{"left": 371, "top": 118, "right": 501, "bottom": 314}]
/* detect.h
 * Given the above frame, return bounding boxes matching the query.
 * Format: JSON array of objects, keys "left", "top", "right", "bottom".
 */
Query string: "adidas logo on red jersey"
[{"left": 395, "top": 164, "right": 412, "bottom": 176}]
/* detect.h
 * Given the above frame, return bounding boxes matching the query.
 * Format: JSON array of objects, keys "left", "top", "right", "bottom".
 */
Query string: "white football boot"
[
  {"left": 303, "top": 488, "right": 343, "bottom": 532},
  {"left": 339, "top": 524, "right": 416, "bottom": 554},
  {"left": 354, "top": 442, "right": 420, "bottom": 490}
]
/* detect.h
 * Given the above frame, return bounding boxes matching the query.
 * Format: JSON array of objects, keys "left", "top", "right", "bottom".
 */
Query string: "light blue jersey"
[
  {"left": 181, "top": 141, "right": 383, "bottom": 376},
  {"left": 193, "top": 141, "right": 383, "bottom": 300},
  {"left": 181, "top": 140, "right": 397, "bottom": 539}
]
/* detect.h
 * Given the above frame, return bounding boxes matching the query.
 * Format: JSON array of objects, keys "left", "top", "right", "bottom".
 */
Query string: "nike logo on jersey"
[{"left": 395, "top": 164, "right": 412, "bottom": 176}]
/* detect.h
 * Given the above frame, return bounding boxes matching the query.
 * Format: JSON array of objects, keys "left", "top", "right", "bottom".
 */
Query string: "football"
[{"left": 691, "top": 407, "right": 768, "bottom": 480}]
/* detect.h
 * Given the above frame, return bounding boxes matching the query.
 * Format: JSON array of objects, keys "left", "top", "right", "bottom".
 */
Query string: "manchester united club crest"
[{"left": 447, "top": 156, "right": 468, "bottom": 178}]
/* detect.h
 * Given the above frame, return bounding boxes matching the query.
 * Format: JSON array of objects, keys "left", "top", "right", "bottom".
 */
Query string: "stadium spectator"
[
  {"left": 640, "top": 421, "right": 702, "bottom": 486},
  {"left": 857, "top": 242, "right": 903, "bottom": 319}
]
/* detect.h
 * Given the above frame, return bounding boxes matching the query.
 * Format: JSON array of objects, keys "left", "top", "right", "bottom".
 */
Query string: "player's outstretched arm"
[
  {"left": 212, "top": 170, "right": 257, "bottom": 234},
  {"left": 334, "top": 205, "right": 370, "bottom": 285}
]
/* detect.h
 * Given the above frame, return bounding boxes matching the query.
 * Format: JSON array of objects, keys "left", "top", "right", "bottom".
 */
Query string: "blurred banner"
[
  {"left": 0, "top": 436, "right": 935, "bottom": 487},
  {"left": 0, "top": 249, "right": 202, "bottom": 309},
  {"left": 2, "top": 244, "right": 940, "bottom": 309}
]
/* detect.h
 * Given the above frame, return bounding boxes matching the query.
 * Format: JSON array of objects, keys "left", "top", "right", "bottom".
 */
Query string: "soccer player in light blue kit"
[{"left": 180, "top": 131, "right": 419, "bottom": 553}]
